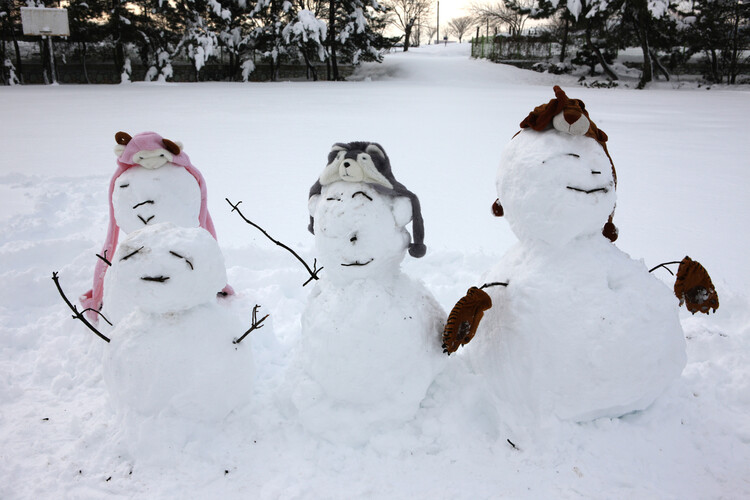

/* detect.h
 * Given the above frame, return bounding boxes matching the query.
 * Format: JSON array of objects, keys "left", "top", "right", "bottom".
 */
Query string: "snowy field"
[{"left": 1, "top": 43, "right": 749, "bottom": 498}]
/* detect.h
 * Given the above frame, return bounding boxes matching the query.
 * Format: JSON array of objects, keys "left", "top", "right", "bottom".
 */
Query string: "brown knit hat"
[{"left": 517, "top": 86, "right": 618, "bottom": 242}]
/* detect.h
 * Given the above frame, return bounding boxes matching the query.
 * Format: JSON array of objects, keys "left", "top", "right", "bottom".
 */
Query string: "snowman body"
[
  {"left": 292, "top": 181, "right": 445, "bottom": 440},
  {"left": 102, "top": 223, "right": 253, "bottom": 422},
  {"left": 468, "top": 130, "right": 686, "bottom": 422}
]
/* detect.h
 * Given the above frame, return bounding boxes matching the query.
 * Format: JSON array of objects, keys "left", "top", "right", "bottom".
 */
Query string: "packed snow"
[{"left": 1, "top": 43, "right": 749, "bottom": 498}]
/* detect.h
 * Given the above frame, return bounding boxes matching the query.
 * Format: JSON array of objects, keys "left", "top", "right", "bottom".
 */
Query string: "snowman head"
[
  {"left": 112, "top": 165, "right": 201, "bottom": 234},
  {"left": 308, "top": 181, "right": 413, "bottom": 286},
  {"left": 103, "top": 223, "right": 227, "bottom": 318},
  {"left": 308, "top": 142, "right": 427, "bottom": 258},
  {"left": 495, "top": 87, "right": 618, "bottom": 246}
]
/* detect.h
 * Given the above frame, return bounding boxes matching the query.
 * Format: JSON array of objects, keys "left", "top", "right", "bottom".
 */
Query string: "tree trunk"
[
  {"left": 302, "top": 51, "right": 318, "bottom": 81},
  {"left": 729, "top": 0, "right": 740, "bottom": 84},
  {"left": 404, "top": 23, "right": 412, "bottom": 51},
  {"left": 327, "top": 0, "right": 339, "bottom": 80},
  {"left": 112, "top": 0, "right": 125, "bottom": 78},
  {"left": 585, "top": 25, "right": 618, "bottom": 80},
  {"left": 559, "top": 16, "right": 569, "bottom": 63},
  {"left": 80, "top": 42, "right": 91, "bottom": 84},
  {"left": 650, "top": 49, "right": 670, "bottom": 81}
]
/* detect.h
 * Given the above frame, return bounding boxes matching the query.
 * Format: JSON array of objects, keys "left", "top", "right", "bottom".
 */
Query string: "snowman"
[
  {"left": 450, "top": 87, "right": 686, "bottom": 422},
  {"left": 101, "top": 222, "right": 254, "bottom": 422},
  {"left": 81, "top": 131, "right": 231, "bottom": 317},
  {"left": 290, "top": 142, "right": 446, "bottom": 442}
]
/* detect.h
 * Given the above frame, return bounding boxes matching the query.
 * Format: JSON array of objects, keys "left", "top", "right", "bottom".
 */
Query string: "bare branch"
[
  {"left": 226, "top": 198, "right": 323, "bottom": 286},
  {"left": 233, "top": 304, "right": 269, "bottom": 344},
  {"left": 51, "top": 272, "right": 111, "bottom": 343}
]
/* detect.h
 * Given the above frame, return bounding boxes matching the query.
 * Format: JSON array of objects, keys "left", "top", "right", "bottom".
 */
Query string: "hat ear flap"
[
  {"left": 603, "top": 214, "right": 618, "bottom": 242},
  {"left": 492, "top": 199, "right": 504, "bottom": 217}
]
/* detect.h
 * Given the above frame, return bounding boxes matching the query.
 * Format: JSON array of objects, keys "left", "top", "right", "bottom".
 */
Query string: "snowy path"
[{"left": 1, "top": 44, "right": 749, "bottom": 498}]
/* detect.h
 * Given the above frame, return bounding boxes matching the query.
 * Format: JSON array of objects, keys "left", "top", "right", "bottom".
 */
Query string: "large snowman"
[
  {"left": 81, "top": 131, "right": 231, "bottom": 316},
  {"left": 290, "top": 142, "right": 446, "bottom": 442},
  {"left": 461, "top": 87, "right": 686, "bottom": 422},
  {"left": 102, "top": 222, "right": 254, "bottom": 423}
]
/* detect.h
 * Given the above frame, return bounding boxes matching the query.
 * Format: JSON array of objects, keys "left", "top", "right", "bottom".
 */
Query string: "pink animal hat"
[{"left": 81, "top": 131, "right": 232, "bottom": 316}]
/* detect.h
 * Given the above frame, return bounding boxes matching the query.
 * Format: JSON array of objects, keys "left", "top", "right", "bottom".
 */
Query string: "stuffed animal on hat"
[
  {"left": 307, "top": 141, "right": 427, "bottom": 258},
  {"left": 80, "top": 131, "right": 232, "bottom": 317},
  {"left": 497, "top": 85, "right": 619, "bottom": 242}
]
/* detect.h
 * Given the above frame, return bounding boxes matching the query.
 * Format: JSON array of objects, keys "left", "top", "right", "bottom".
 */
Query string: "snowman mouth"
[
  {"left": 566, "top": 186, "right": 609, "bottom": 194},
  {"left": 141, "top": 275, "right": 170, "bottom": 282},
  {"left": 137, "top": 214, "right": 155, "bottom": 225},
  {"left": 341, "top": 259, "right": 374, "bottom": 267}
]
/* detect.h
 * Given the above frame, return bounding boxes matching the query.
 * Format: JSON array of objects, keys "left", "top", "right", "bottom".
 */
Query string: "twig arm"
[
  {"left": 233, "top": 304, "right": 269, "bottom": 345},
  {"left": 51, "top": 272, "right": 111, "bottom": 343},
  {"left": 226, "top": 198, "right": 323, "bottom": 286},
  {"left": 649, "top": 261, "right": 681, "bottom": 275}
]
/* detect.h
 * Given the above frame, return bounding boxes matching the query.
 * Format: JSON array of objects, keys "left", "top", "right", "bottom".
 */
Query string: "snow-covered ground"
[{"left": 1, "top": 43, "right": 749, "bottom": 498}]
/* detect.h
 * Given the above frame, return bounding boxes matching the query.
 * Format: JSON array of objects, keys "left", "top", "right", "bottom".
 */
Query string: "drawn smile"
[
  {"left": 141, "top": 275, "right": 170, "bottom": 282},
  {"left": 566, "top": 186, "right": 609, "bottom": 194},
  {"left": 341, "top": 259, "right": 374, "bottom": 267}
]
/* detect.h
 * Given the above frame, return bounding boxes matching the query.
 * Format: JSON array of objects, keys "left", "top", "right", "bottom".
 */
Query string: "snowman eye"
[
  {"left": 120, "top": 246, "right": 144, "bottom": 261},
  {"left": 542, "top": 153, "right": 581, "bottom": 164},
  {"left": 119, "top": 183, "right": 129, "bottom": 188},
  {"left": 352, "top": 191, "right": 373, "bottom": 201},
  {"left": 326, "top": 197, "right": 342, "bottom": 202},
  {"left": 591, "top": 170, "right": 602, "bottom": 175},
  {"left": 169, "top": 250, "right": 194, "bottom": 270}
]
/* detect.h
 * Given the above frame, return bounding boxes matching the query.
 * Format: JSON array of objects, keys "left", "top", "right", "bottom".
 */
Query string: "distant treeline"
[{"left": 0, "top": 0, "right": 397, "bottom": 85}]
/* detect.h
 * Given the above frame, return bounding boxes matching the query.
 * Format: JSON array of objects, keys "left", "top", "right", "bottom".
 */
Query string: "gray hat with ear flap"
[{"left": 308, "top": 141, "right": 427, "bottom": 258}]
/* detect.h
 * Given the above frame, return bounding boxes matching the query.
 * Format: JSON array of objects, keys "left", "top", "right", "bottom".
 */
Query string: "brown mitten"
[
  {"left": 674, "top": 256, "right": 719, "bottom": 314},
  {"left": 442, "top": 287, "right": 493, "bottom": 355}
]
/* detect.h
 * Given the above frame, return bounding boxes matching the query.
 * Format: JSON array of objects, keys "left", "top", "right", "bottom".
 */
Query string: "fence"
[{"left": 471, "top": 35, "right": 558, "bottom": 63}]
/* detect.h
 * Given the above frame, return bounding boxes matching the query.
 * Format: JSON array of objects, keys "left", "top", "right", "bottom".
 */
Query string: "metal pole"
[{"left": 47, "top": 36, "right": 58, "bottom": 84}]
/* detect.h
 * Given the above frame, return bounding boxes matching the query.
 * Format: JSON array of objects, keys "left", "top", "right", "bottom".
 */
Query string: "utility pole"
[{"left": 436, "top": 1, "right": 439, "bottom": 44}]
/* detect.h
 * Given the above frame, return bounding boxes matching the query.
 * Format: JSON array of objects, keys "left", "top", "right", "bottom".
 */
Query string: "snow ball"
[
  {"left": 112, "top": 164, "right": 201, "bottom": 234},
  {"left": 309, "top": 181, "right": 411, "bottom": 287},
  {"left": 103, "top": 223, "right": 226, "bottom": 322},
  {"left": 497, "top": 129, "right": 616, "bottom": 246}
]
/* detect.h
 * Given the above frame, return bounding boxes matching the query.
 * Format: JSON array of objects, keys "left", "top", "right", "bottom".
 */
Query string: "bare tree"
[
  {"left": 426, "top": 25, "right": 438, "bottom": 44},
  {"left": 447, "top": 16, "right": 475, "bottom": 42},
  {"left": 469, "top": 0, "right": 532, "bottom": 36},
  {"left": 384, "top": 0, "right": 433, "bottom": 51}
]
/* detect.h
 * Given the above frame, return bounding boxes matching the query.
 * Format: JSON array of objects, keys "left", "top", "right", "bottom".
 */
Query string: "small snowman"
[
  {"left": 290, "top": 142, "right": 445, "bottom": 442},
  {"left": 448, "top": 87, "right": 686, "bottom": 422},
  {"left": 102, "top": 222, "right": 254, "bottom": 422},
  {"left": 81, "top": 131, "right": 231, "bottom": 316}
]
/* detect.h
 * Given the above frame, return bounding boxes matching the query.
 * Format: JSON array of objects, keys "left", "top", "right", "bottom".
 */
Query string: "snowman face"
[
  {"left": 310, "top": 182, "right": 412, "bottom": 286},
  {"left": 497, "top": 130, "right": 616, "bottom": 246},
  {"left": 112, "top": 165, "right": 201, "bottom": 234},
  {"left": 103, "top": 223, "right": 227, "bottom": 317}
]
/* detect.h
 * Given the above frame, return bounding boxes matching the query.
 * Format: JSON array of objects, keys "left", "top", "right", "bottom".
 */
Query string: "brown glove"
[
  {"left": 442, "top": 287, "right": 493, "bottom": 355},
  {"left": 674, "top": 256, "right": 719, "bottom": 314}
]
